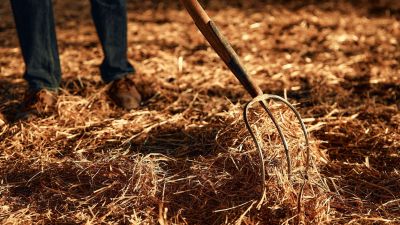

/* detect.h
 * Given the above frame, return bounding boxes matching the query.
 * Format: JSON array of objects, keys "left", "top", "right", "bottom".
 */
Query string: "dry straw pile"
[
  {"left": 0, "top": 90, "right": 329, "bottom": 224},
  {"left": 1, "top": 0, "right": 399, "bottom": 224}
]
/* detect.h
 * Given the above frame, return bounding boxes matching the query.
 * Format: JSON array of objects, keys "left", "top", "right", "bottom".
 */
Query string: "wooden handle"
[{"left": 180, "top": 0, "right": 263, "bottom": 97}]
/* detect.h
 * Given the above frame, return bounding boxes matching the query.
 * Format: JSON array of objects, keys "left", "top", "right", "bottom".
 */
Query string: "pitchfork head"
[{"left": 243, "top": 94, "right": 310, "bottom": 210}]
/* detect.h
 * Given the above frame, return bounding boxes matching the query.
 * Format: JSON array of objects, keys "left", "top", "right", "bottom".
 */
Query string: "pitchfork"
[{"left": 180, "top": 0, "right": 310, "bottom": 211}]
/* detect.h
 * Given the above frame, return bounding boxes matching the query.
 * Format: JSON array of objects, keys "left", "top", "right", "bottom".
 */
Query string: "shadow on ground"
[{"left": 0, "top": 76, "right": 25, "bottom": 122}]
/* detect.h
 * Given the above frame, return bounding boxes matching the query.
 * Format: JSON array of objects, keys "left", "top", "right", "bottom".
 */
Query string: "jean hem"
[
  {"left": 28, "top": 85, "right": 59, "bottom": 93},
  {"left": 102, "top": 71, "right": 135, "bottom": 84}
]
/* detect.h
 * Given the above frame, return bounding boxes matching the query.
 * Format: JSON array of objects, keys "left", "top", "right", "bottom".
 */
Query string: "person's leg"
[
  {"left": 90, "top": 0, "right": 135, "bottom": 83},
  {"left": 10, "top": 0, "right": 62, "bottom": 92}
]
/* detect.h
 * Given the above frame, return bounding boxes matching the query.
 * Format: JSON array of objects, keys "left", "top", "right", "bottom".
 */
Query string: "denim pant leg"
[
  {"left": 10, "top": 0, "right": 62, "bottom": 91},
  {"left": 90, "top": 0, "right": 135, "bottom": 83}
]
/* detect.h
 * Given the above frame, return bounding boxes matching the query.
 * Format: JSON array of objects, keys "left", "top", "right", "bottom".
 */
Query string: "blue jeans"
[{"left": 10, "top": 0, "right": 135, "bottom": 91}]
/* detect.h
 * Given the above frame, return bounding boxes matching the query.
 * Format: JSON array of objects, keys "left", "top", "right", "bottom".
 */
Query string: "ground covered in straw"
[{"left": 0, "top": 0, "right": 399, "bottom": 224}]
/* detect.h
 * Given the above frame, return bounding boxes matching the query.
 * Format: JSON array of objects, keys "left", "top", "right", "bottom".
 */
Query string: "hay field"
[{"left": 0, "top": 0, "right": 399, "bottom": 224}]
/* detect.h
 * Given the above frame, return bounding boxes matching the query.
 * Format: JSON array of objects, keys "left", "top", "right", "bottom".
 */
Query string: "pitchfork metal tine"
[{"left": 244, "top": 94, "right": 310, "bottom": 208}]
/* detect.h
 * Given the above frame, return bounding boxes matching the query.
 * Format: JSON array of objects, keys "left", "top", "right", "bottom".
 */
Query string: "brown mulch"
[{"left": 0, "top": 0, "right": 399, "bottom": 224}]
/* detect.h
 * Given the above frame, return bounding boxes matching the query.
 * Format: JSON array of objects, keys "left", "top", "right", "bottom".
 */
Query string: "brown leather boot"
[
  {"left": 109, "top": 75, "right": 142, "bottom": 110},
  {"left": 17, "top": 89, "right": 58, "bottom": 120}
]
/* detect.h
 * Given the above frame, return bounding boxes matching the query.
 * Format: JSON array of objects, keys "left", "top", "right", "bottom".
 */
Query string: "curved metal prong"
[{"left": 243, "top": 94, "right": 310, "bottom": 209}]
